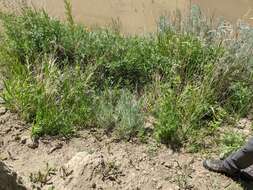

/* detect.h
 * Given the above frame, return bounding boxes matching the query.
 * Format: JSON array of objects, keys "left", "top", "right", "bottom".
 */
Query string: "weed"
[
  {"left": 101, "top": 161, "right": 124, "bottom": 183},
  {"left": 64, "top": 0, "right": 74, "bottom": 26},
  {"left": 155, "top": 82, "right": 215, "bottom": 147},
  {"left": 2, "top": 57, "right": 94, "bottom": 137},
  {"left": 29, "top": 163, "right": 56, "bottom": 187},
  {"left": 155, "top": 89, "right": 180, "bottom": 145},
  {"left": 220, "top": 132, "right": 245, "bottom": 158},
  {"left": 225, "top": 82, "right": 253, "bottom": 117},
  {"left": 170, "top": 160, "right": 195, "bottom": 190}
]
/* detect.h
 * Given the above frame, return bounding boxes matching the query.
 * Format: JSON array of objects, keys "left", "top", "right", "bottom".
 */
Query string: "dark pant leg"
[{"left": 223, "top": 137, "right": 253, "bottom": 175}]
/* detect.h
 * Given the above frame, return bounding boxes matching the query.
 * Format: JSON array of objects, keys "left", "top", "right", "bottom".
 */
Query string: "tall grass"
[
  {"left": 64, "top": 0, "right": 74, "bottom": 26},
  {"left": 0, "top": 1, "right": 252, "bottom": 148}
]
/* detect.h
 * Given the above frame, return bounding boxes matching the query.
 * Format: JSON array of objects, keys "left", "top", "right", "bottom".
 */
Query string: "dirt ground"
[{"left": 0, "top": 80, "right": 253, "bottom": 190}]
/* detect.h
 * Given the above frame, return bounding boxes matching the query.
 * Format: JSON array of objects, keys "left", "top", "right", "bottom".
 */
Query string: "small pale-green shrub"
[{"left": 96, "top": 89, "right": 145, "bottom": 140}]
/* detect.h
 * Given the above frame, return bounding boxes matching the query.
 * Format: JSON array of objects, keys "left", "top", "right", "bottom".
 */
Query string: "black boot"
[
  {"left": 241, "top": 165, "right": 253, "bottom": 181},
  {"left": 203, "top": 159, "right": 230, "bottom": 175}
]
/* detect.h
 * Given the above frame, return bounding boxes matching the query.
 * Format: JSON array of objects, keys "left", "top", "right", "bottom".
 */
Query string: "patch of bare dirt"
[{"left": 0, "top": 96, "right": 253, "bottom": 189}]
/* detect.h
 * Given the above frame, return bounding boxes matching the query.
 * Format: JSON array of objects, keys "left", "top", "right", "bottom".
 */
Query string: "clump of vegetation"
[
  {"left": 96, "top": 89, "right": 145, "bottom": 140},
  {"left": 29, "top": 163, "right": 56, "bottom": 187},
  {"left": 2, "top": 57, "right": 94, "bottom": 137},
  {"left": 155, "top": 7, "right": 253, "bottom": 147},
  {"left": 0, "top": 2, "right": 252, "bottom": 149},
  {"left": 220, "top": 132, "right": 246, "bottom": 158}
]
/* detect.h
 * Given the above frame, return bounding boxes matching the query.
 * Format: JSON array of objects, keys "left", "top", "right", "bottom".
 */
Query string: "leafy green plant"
[
  {"left": 155, "top": 84, "right": 214, "bottom": 145},
  {"left": 155, "top": 89, "right": 180, "bottom": 145},
  {"left": 225, "top": 82, "right": 253, "bottom": 117},
  {"left": 220, "top": 132, "right": 245, "bottom": 158}
]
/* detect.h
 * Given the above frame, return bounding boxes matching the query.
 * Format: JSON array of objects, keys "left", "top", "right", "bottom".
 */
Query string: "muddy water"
[
  {"left": 15, "top": 0, "right": 253, "bottom": 34},
  {"left": 193, "top": 0, "right": 253, "bottom": 25},
  {"left": 31, "top": 0, "right": 187, "bottom": 34}
]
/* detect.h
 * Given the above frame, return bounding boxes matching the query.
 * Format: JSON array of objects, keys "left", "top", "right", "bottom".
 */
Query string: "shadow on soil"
[
  {"left": 232, "top": 174, "right": 253, "bottom": 190},
  {"left": 239, "top": 180, "right": 253, "bottom": 190}
]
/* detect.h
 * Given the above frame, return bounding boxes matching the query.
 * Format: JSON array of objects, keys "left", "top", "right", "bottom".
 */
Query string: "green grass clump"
[
  {"left": 0, "top": 9, "right": 71, "bottom": 64},
  {"left": 155, "top": 82, "right": 214, "bottom": 145},
  {"left": 225, "top": 82, "right": 253, "bottom": 117},
  {"left": 0, "top": 2, "right": 253, "bottom": 148},
  {"left": 2, "top": 57, "right": 94, "bottom": 136},
  {"left": 220, "top": 132, "right": 245, "bottom": 158}
]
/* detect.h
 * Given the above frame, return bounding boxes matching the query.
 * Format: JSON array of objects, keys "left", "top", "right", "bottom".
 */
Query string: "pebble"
[
  {"left": 4, "top": 127, "right": 11, "bottom": 134},
  {"left": 20, "top": 136, "right": 28, "bottom": 144},
  {"left": 162, "top": 161, "right": 173, "bottom": 169},
  {"left": 156, "top": 182, "right": 163, "bottom": 189},
  {"left": 48, "top": 142, "right": 63, "bottom": 154},
  {"left": 0, "top": 154, "right": 8, "bottom": 161},
  {"left": 14, "top": 135, "right": 21, "bottom": 141},
  {"left": 91, "top": 183, "right": 96, "bottom": 189},
  {"left": 0, "top": 107, "right": 6, "bottom": 115},
  {"left": 0, "top": 140, "right": 4, "bottom": 147},
  {"left": 27, "top": 138, "right": 39, "bottom": 149},
  {"left": 0, "top": 97, "right": 4, "bottom": 104}
]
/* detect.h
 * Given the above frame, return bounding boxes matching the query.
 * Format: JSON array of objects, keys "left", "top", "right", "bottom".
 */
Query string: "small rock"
[
  {"left": 13, "top": 124, "right": 21, "bottom": 130},
  {"left": 162, "top": 162, "right": 173, "bottom": 169},
  {"left": 0, "top": 115, "right": 8, "bottom": 125},
  {"left": 14, "top": 135, "right": 21, "bottom": 141},
  {"left": 0, "top": 140, "right": 4, "bottom": 147},
  {"left": 27, "top": 138, "right": 39, "bottom": 149},
  {"left": 0, "top": 107, "right": 7, "bottom": 115},
  {"left": 4, "top": 127, "right": 11, "bottom": 134},
  {"left": 20, "top": 136, "right": 28, "bottom": 144},
  {"left": 0, "top": 97, "right": 4, "bottom": 104},
  {"left": 91, "top": 183, "right": 96, "bottom": 189},
  {"left": 0, "top": 155, "right": 8, "bottom": 161},
  {"left": 7, "top": 151, "right": 18, "bottom": 161},
  {"left": 156, "top": 182, "right": 163, "bottom": 189},
  {"left": 152, "top": 178, "right": 158, "bottom": 184},
  {"left": 48, "top": 142, "right": 63, "bottom": 154}
]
